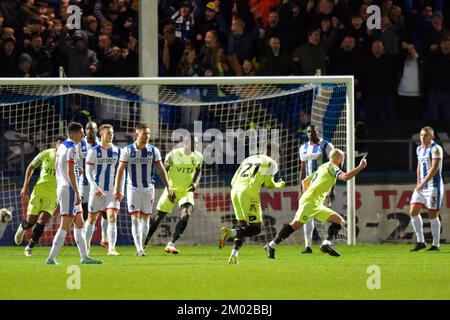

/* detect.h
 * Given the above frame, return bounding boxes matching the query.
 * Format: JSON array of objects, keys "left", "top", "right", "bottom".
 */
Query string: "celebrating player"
[
  {"left": 409, "top": 126, "right": 444, "bottom": 252},
  {"left": 219, "top": 144, "right": 285, "bottom": 264},
  {"left": 84, "top": 124, "right": 122, "bottom": 256},
  {"left": 15, "top": 136, "right": 66, "bottom": 256},
  {"left": 113, "top": 122, "right": 174, "bottom": 257},
  {"left": 77, "top": 121, "right": 109, "bottom": 249},
  {"left": 298, "top": 124, "right": 334, "bottom": 253},
  {"left": 265, "top": 150, "right": 367, "bottom": 258},
  {"left": 143, "top": 135, "right": 203, "bottom": 254},
  {"left": 46, "top": 122, "right": 102, "bottom": 264}
]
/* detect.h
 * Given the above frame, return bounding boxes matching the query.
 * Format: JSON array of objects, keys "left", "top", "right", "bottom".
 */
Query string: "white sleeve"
[
  {"left": 67, "top": 146, "right": 77, "bottom": 163},
  {"left": 76, "top": 143, "right": 83, "bottom": 165},
  {"left": 120, "top": 147, "right": 129, "bottom": 163},
  {"left": 326, "top": 142, "right": 334, "bottom": 156},
  {"left": 299, "top": 145, "right": 305, "bottom": 162},
  {"left": 431, "top": 145, "right": 443, "bottom": 160},
  {"left": 85, "top": 149, "right": 99, "bottom": 189},
  {"left": 153, "top": 146, "right": 162, "bottom": 163}
]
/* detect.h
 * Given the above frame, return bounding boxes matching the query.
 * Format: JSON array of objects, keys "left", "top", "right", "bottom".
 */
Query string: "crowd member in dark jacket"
[
  {"left": 259, "top": 36, "right": 291, "bottom": 76},
  {"left": 0, "top": 37, "right": 18, "bottom": 76},
  {"left": 424, "top": 35, "right": 450, "bottom": 122},
  {"left": 26, "top": 33, "right": 52, "bottom": 77},
  {"left": 277, "top": 1, "right": 307, "bottom": 55},
  {"left": 160, "top": 23, "right": 185, "bottom": 76},
  {"left": 58, "top": 29, "right": 99, "bottom": 77},
  {"left": 359, "top": 40, "right": 400, "bottom": 121},
  {"left": 330, "top": 35, "right": 361, "bottom": 81},
  {"left": 291, "top": 29, "right": 331, "bottom": 75},
  {"left": 15, "top": 53, "right": 35, "bottom": 77}
]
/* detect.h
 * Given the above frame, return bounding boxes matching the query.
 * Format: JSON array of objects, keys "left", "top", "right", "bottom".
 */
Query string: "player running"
[
  {"left": 46, "top": 122, "right": 102, "bottom": 265},
  {"left": 265, "top": 149, "right": 367, "bottom": 258},
  {"left": 298, "top": 124, "right": 334, "bottom": 254},
  {"left": 77, "top": 122, "right": 109, "bottom": 249},
  {"left": 15, "top": 136, "right": 66, "bottom": 256},
  {"left": 219, "top": 145, "right": 285, "bottom": 264},
  {"left": 409, "top": 126, "right": 444, "bottom": 252},
  {"left": 143, "top": 135, "right": 203, "bottom": 254},
  {"left": 113, "top": 122, "right": 174, "bottom": 257},
  {"left": 84, "top": 124, "right": 122, "bottom": 256}
]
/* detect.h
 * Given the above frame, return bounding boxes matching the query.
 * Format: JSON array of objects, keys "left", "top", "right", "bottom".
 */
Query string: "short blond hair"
[
  {"left": 421, "top": 126, "right": 434, "bottom": 137},
  {"left": 99, "top": 124, "right": 113, "bottom": 132},
  {"left": 329, "top": 148, "right": 345, "bottom": 160}
]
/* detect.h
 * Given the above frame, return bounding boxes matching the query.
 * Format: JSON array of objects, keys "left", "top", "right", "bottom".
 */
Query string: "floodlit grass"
[{"left": 1, "top": 244, "right": 449, "bottom": 300}]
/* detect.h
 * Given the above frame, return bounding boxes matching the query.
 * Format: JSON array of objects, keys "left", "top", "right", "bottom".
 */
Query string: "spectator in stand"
[
  {"left": 216, "top": 2, "right": 262, "bottom": 69},
  {"left": 371, "top": 15, "right": 400, "bottom": 55},
  {"left": 16, "top": 53, "right": 35, "bottom": 77},
  {"left": 58, "top": 29, "right": 99, "bottom": 77},
  {"left": 338, "top": 14, "right": 370, "bottom": 54},
  {"left": 176, "top": 46, "right": 201, "bottom": 77},
  {"left": 424, "top": 35, "right": 450, "bottom": 122},
  {"left": 161, "top": 23, "right": 185, "bottom": 76},
  {"left": 263, "top": 11, "right": 285, "bottom": 47},
  {"left": 292, "top": 27, "right": 335, "bottom": 76},
  {"left": 193, "top": 2, "right": 222, "bottom": 51},
  {"left": 26, "top": 33, "right": 52, "bottom": 77},
  {"left": 97, "top": 34, "right": 113, "bottom": 73},
  {"left": 359, "top": 40, "right": 399, "bottom": 122},
  {"left": 247, "top": 0, "right": 282, "bottom": 28},
  {"left": 0, "top": 37, "right": 18, "bottom": 77},
  {"left": 330, "top": 35, "right": 361, "bottom": 83},
  {"left": 422, "top": 11, "right": 448, "bottom": 55},
  {"left": 242, "top": 58, "right": 256, "bottom": 76},
  {"left": 124, "top": 31, "right": 139, "bottom": 76},
  {"left": 0, "top": 0, "right": 21, "bottom": 31},
  {"left": 259, "top": 36, "right": 291, "bottom": 76},
  {"left": 83, "top": 15, "right": 100, "bottom": 50},
  {"left": 277, "top": 0, "right": 307, "bottom": 55},
  {"left": 397, "top": 42, "right": 423, "bottom": 120},
  {"left": 163, "top": 0, "right": 197, "bottom": 44},
  {"left": 199, "top": 29, "right": 230, "bottom": 76},
  {"left": 101, "top": 46, "right": 127, "bottom": 77}
]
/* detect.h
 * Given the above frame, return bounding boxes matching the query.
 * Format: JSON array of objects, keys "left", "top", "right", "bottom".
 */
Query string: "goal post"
[{"left": 0, "top": 76, "right": 355, "bottom": 246}]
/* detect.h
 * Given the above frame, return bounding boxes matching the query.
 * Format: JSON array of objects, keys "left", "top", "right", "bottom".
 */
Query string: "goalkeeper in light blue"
[
  {"left": 265, "top": 149, "right": 367, "bottom": 259},
  {"left": 218, "top": 145, "right": 285, "bottom": 264}
]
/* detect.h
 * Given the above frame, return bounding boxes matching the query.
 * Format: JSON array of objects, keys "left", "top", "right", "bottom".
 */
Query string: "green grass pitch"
[{"left": 1, "top": 244, "right": 450, "bottom": 300}]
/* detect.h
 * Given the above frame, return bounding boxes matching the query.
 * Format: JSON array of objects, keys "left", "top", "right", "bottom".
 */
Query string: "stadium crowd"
[
  {"left": 0, "top": 0, "right": 139, "bottom": 78},
  {"left": 157, "top": 0, "right": 450, "bottom": 124}
]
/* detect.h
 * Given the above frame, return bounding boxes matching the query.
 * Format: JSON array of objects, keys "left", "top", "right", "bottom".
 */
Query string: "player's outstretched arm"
[
  {"left": 155, "top": 161, "right": 174, "bottom": 201},
  {"left": 337, "top": 155, "right": 367, "bottom": 182},
  {"left": 67, "top": 161, "right": 81, "bottom": 205},
  {"left": 20, "top": 163, "right": 36, "bottom": 200},
  {"left": 301, "top": 175, "right": 311, "bottom": 193},
  {"left": 188, "top": 167, "right": 202, "bottom": 192},
  {"left": 264, "top": 175, "right": 285, "bottom": 189}
]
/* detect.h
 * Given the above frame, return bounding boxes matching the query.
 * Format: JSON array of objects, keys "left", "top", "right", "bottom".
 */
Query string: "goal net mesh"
[{"left": 0, "top": 81, "right": 348, "bottom": 247}]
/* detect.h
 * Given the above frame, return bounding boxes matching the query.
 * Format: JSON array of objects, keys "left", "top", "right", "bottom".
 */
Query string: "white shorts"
[
  {"left": 126, "top": 185, "right": 155, "bottom": 215},
  {"left": 410, "top": 186, "right": 444, "bottom": 210},
  {"left": 88, "top": 191, "right": 120, "bottom": 214},
  {"left": 57, "top": 186, "right": 83, "bottom": 216},
  {"left": 79, "top": 183, "right": 90, "bottom": 203}
]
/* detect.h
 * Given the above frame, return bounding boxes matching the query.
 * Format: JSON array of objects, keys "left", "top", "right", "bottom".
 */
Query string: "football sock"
[
  {"left": 233, "top": 237, "right": 244, "bottom": 251},
  {"left": 231, "top": 249, "right": 239, "bottom": 257},
  {"left": 144, "top": 212, "right": 166, "bottom": 245},
  {"left": 411, "top": 215, "right": 425, "bottom": 243},
  {"left": 74, "top": 228, "right": 88, "bottom": 260},
  {"left": 327, "top": 223, "right": 341, "bottom": 241},
  {"left": 101, "top": 217, "right": 108, "bottom": 243},
  {"left": 84, "top": 222, "right": 95, "bottom": 247},
  {"left": 28, "top": 223, "right": 45, "bottom": 248},
  {"left": 304, "top": 220, "right": 314, "bottom": 247},
  {"left": 107, "top": 222, "right": 117, "bottom": 251},
  {"left": 21, "top": 219, "right": 34, "bottom": 230},
  {"left": 271, "top": 224, "right": 295, "bottom": 247},
  {"left": 171, "top": 215, "right": 189, "bottom": 243},
  {"left": 131, "top": 218, "right": 142, "bottom": 251},
  {"left": 430, "top": 218, "right": 441, "bottom": 247},
  {"left": 48, "top": 229, "right": 67, "bottom": 261},
  {"left": 236, "top": 225, "right": 260, "bottom": 238},
  {"left": 139, "top": 219, "right": 149, "bottom": 247}
]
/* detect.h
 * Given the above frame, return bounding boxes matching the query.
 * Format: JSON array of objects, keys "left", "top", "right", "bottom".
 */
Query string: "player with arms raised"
[
  {"left": 409, "top": 126, "right": 444, "bottom": 252},
  {"left": 143, "top": 135, "right": 203, "bottom": 254},
  {"left": 299, "top": 124, "right": 334, "bottom": 253},
  {"left": 15, "top": 136, "right": 66, "bottom": 256},
  {"left": 46, "top": 122, "right": 102, "bottom": 264},
  {"left": 219, "top": 144, "right": 285, "bottom": 264},
  {"left": 265, "top": 149, "right": 367, "bottom": 258},
  {"left": 113, "top": 122, "right": 174, "bottom": 257},
  {"left": 84, "top": 124, "right": 122, "bottom": 256}
]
